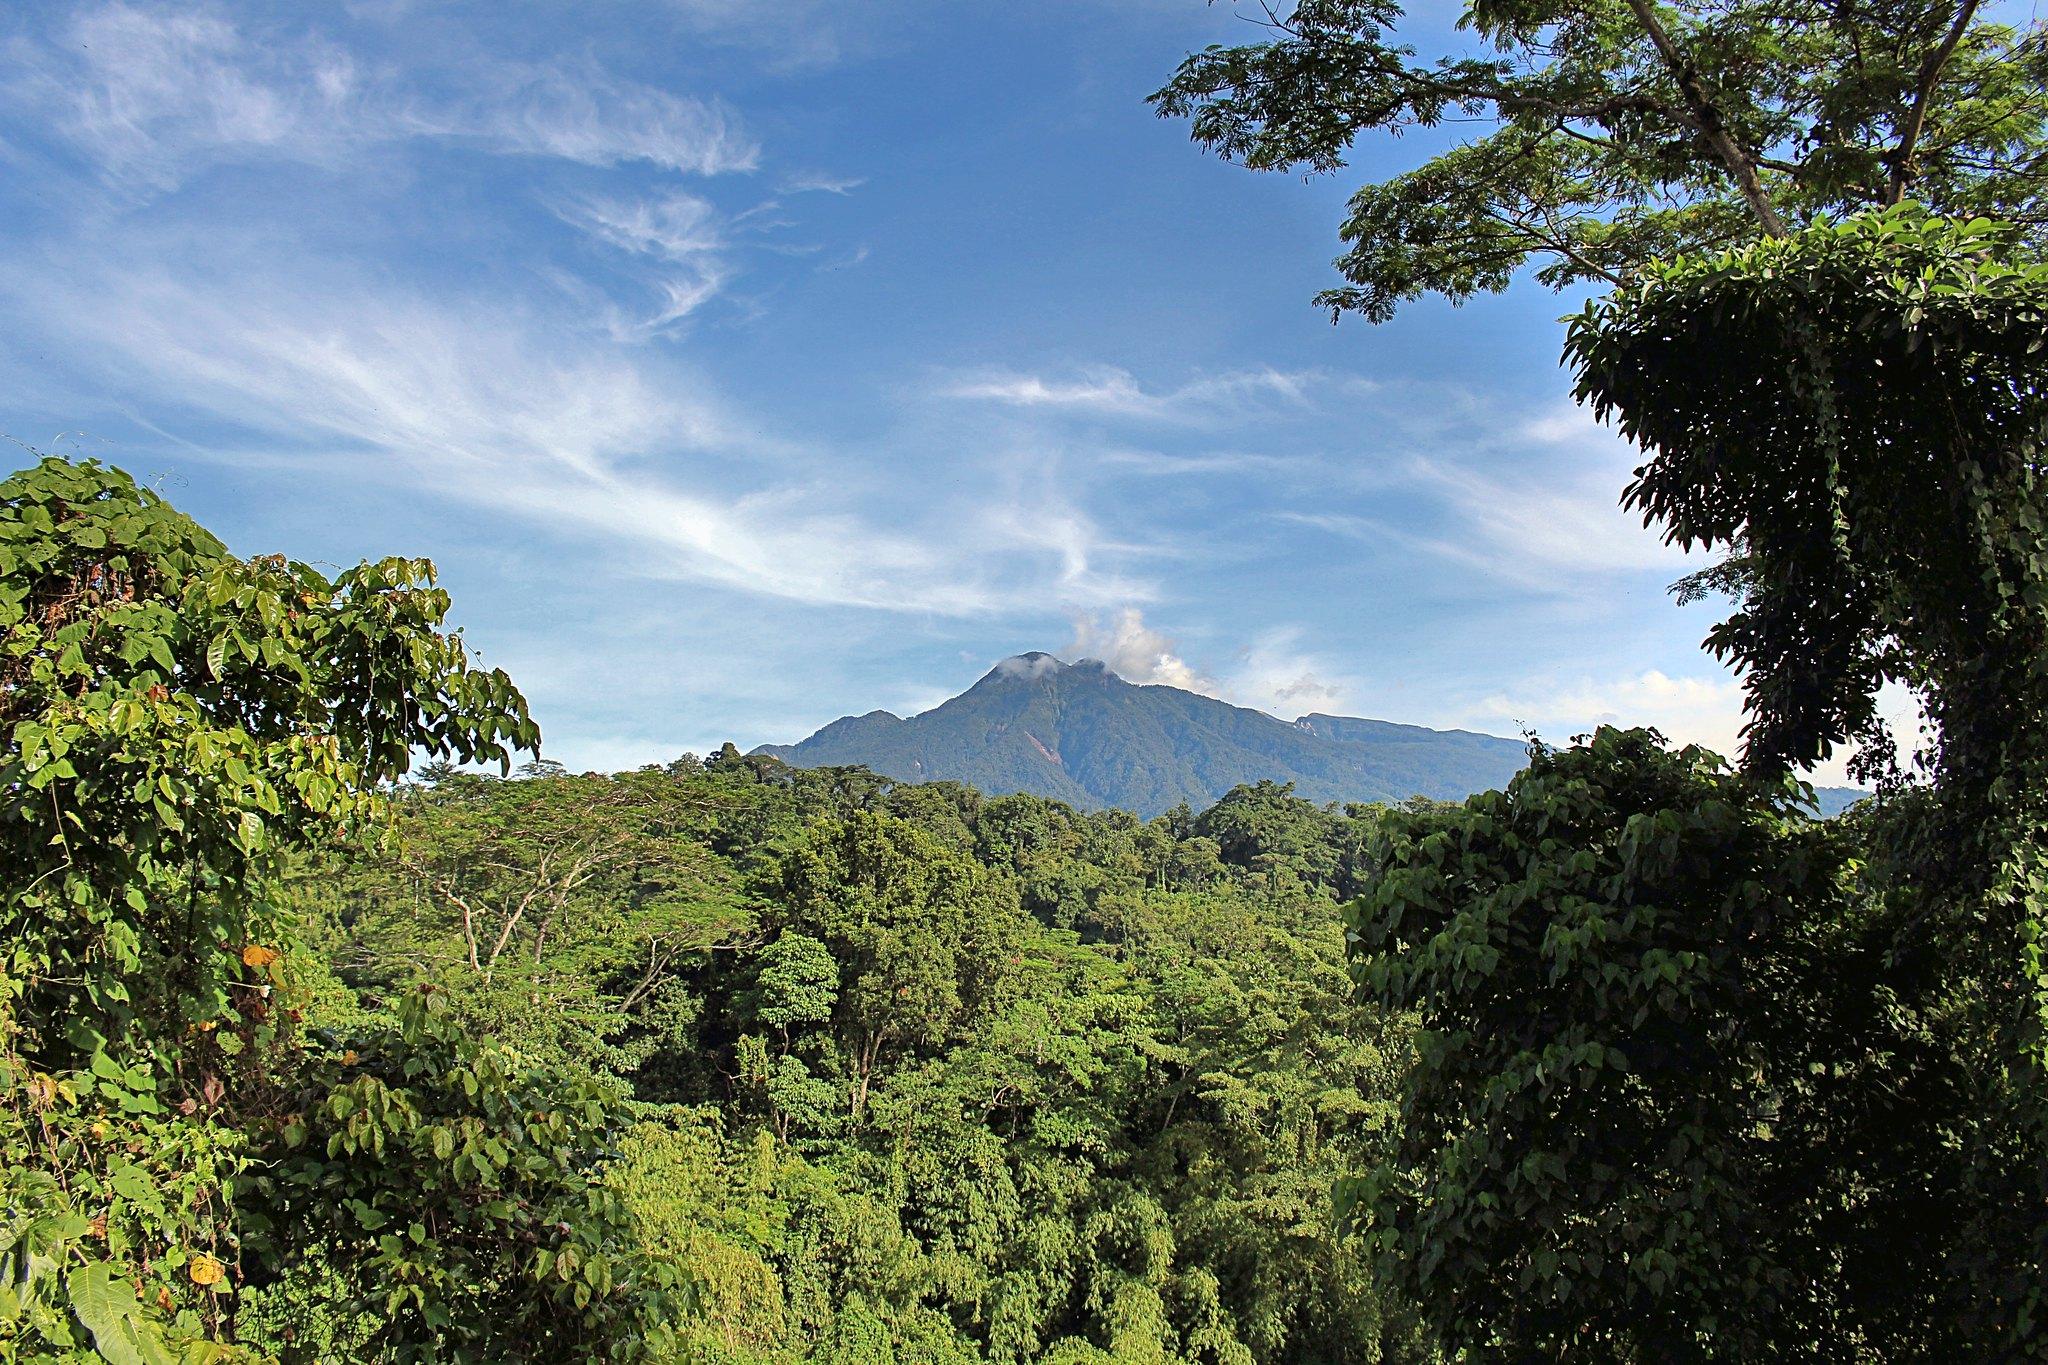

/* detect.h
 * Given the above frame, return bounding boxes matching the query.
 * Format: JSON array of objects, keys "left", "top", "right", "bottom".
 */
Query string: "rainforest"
[{"left": 7, "top": 0, "right": 2048, "bottom": 1359}]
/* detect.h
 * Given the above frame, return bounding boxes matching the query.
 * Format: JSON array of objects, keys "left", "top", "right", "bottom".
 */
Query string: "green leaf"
[{"left": 66, "top": 1262, "right": 176, "bottom": 1365}]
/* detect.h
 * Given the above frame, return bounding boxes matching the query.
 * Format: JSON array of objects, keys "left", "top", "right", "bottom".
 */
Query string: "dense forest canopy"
[
  {"left": 0, "top": 454, "right": 1459, "bottom": 1362},
  {"left": 9, "top": 0, "right": 2048, "bottom": 1358},
  {"left": 288, "top": 750, "right": 1438, "bottom": 1362}
]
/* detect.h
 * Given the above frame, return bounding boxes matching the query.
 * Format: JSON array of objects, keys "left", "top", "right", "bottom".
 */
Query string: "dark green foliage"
[
  {"left": 1567, "top": 208, "right": 2048, "bottom": 1356},
  {"left": 755, "top": 653, "right": 1527, "bottom": 818},
  {"left": 1348, "top": 729, "right": 1872, "bottom": 1359},
  {"left": 1160, "top": 5, "right": 2048, "bottom": 1351},
  {"left": 1153, "top": 0, "right": 2048, "bottom": 320},
  {"left": 1569, "top": 209, "right": 2048, "bottom": 783}
]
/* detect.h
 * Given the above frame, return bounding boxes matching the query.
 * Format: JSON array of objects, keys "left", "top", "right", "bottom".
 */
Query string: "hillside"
[{"left": 753, "top": 653, "right": 1532, "bottom": 816}]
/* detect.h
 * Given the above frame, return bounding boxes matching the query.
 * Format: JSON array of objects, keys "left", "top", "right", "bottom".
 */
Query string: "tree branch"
[
  {"left": 1623, "top": 0, "right": 1790, "bottom": 236},
  {"left": 1889, "top": 0, "right": 1983, "bottom": 203}
]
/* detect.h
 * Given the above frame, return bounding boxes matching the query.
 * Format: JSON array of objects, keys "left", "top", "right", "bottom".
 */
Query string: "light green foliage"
[
  {"left": 1153, "top": 0, "right": 2047, "bottom": 320},
  {"left": 0, "top": 455, "right": 671, "bottom": 1364},
  {"left": 303, "top": 766, "right": 754, "bottom": 1086},
  {"left": 238, "top": 988, "right": 687, "bottom": 1364},
  {"left": 315, "top": 751, "right": 1438, "bottom": 1362},
  {"left": 1, "top": 456, "right": 532, "bottom": 1072},
  {"left": 0, "top": 455, "right": 1447, "bottom": 1362}
]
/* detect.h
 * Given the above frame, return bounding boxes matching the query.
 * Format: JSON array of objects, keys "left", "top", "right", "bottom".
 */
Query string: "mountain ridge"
[{"left": 752, "top": 653, "right": 1533, "bottom": 817}]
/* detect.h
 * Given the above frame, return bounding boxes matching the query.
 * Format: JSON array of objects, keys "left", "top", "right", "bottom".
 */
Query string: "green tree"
[
  {"left": 0, "top": 456, "right": 687, "bottom": 1362},
  {"left": 1567, "top": 208, "right": 2048, "bottom": 1356},
  {"left": 1154, "top": 0, "right": 2047, "bottom": 320},
  {"left": 0, "top": 456, "right": 534, "bottom": 1361},
  {"left": 240, "top": 987, "right": 688, "bottom": 1364},
  {"left": 1347, "top": 728, "right": 1869, "bottom": 1359},
  {"left": 314, "top": 767, "right": 756, "bottom": 1087}
]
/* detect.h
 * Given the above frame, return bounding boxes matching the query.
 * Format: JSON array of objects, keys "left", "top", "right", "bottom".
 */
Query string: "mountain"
[
  {"left": 752, "top": 653, "right": 1532, "bottom": 817},
  {"left": 1810, "top": 786, "right": 1870, "bottom": 818}
]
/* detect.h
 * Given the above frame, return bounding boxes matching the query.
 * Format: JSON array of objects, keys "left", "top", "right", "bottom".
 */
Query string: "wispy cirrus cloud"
[
  {"left": 4, "top": 2, "right": 759, "bottom": 188},
  {"left": 1093, "top": 446, "right": 1306, "bottom": 478},
  {"left": 1281, "top": 453, "right": 1686, "bottom": 587},
  {"left": 939, "top": 364, "right": 1323, "bottom": 424},
  {"left": 0, "top": 4, "right": 1080, "bottom": 615},
  {"left": 0, "top": 239, "right": 1128, "bottom": 614},
  {"left": 781, "top": 171, "right": 864, "bottom": 195},
  {"left": 553, "top": 190, "right": 732, "bottom": 334}
]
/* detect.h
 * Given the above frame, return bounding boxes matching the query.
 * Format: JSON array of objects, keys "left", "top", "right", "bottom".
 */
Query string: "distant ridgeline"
[
  {"left": 754, "top": 654, "right": 1868, "bottom": 818},
  {"left": 756, "top": 652, "right": 1523, "bottom": 817}
]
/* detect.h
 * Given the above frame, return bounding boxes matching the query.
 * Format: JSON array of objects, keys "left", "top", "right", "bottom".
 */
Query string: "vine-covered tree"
[
  {"left": 1568, "top": 206, "right": 2048, "bottom": 1358},
  {"left": 0, "top": 457, "right": 683, "bottom": 1362},
  {"left": 1161, "top": 5, "right": 2048, "bottom": 1358}
]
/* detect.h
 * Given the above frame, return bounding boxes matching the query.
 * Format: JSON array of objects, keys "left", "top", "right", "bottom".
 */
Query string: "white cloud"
[
  {"left": 1474, "top": 670, "right": 1748, "bottom": 759},
  {"left": 1277, "top": 447, "right": 1691, "bottom": 594},
  {"left": 0, "top": 6, "right": 1154, "bottom": 626},
  {"left": 8, "top": 3, "right": 758, "bottom": 187},
  {"left": 940, "top": 365, "right": 1319, "bottom": 424},
  {"left": 557, "top": 190, "right": 722, "bottom": 261},
  {"left": 659, "top": 0, "right": 860, "bottom": 70},
  {"left": 1517, "top": 399, "right": 1613, "bottom": 448},
  {"left": 447, "top": 59, "right": 753, "bottom": 175},
  {"left": 5, "top": 245, "right": 1118, "bottom": 615},
  {"left": 1222, "top": 627, "right": 1356, "bottom": 717},
  {"left": 1054, "top": 612, "right": 1356, "bottom": 719},
  {"left": 996, "top": 653, "right": 1069, "bottom": 680},
  {"left": 1402, "top": 455, "right": 1687, "bottom": 580},
  {"left": 1466, "top": 670, "right": 1919, "bottom": 787},
  {"left": 973, "top": 460, "right": 1153, "bottom": 609},
  {"left": 782, "top": 171, "right": 864, "bottom": 195},
  {"left": 1095, "top": 446, "right": 1303, "bottom": 478},
  {"left": 1066, "top": 608, "right": 1217, "bottom": 693},
  {"left": 554, "top": 190, "right": 732, "bottom": 333}
]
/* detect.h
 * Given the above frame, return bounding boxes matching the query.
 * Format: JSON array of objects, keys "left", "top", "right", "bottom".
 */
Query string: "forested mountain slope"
[{"left": 755, "top": 653, "right": 1531, "bottom": 816}]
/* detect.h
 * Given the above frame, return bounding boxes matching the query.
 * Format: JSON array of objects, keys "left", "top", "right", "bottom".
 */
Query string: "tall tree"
[
  {"left": 1347, "top": 729, "right": 1881, "bottom": 1359},
  {"left": 1568, "top": 207, "right": 2048, "bottom": 1358},
  {"left": 1154, "top": 0, "right": 2048, "bottom": 319}
]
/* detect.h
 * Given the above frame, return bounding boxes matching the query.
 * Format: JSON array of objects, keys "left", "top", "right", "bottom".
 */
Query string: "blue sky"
[{"left": 0, "top": 0, "right": 1875, "bottom": 780}]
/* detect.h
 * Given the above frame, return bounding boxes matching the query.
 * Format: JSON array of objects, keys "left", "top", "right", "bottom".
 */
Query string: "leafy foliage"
[
  {"left": 308, "top": 751, "right": 1440, "bottom": 1362},
  {"left": 1, "top": 455, "right": 533, "bottom": 1071},
  {"left": 239, "top": 987, "right": 688, "bottom": 1363},
  {"left": 0, "top": 456, "right": 673, "bottom": 1363},
  {"left": 1153, "top": 0, "right": 2047, "bottom": 319},
  {"left": 1567, "top": 207, "right": 2048, "bottom": 1356},
  {"left": 1347, "top": 729, "right": 1875, "bottom": 1358},
  {"left": 1570, "top": 209, "right": 2048, "bottom": 782},
  {"left": 0, "top": 455, "right": 1452, "bottom": 1363}
]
